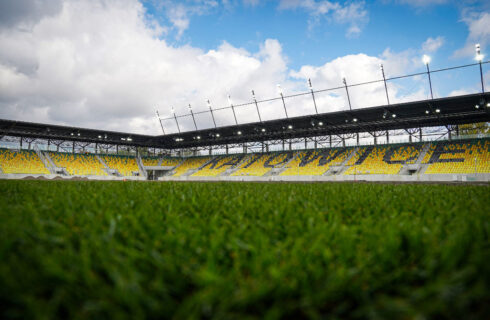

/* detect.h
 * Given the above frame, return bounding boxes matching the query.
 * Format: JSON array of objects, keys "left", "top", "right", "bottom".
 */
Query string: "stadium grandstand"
[{"left": 1, "top": 61, "right": 489, "bottom": 182}]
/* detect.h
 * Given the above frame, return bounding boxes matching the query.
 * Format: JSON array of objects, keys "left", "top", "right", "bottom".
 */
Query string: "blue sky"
[
  {"left": 0, "top": 0, "right": 488, "bottom": 134},
  {"left": 143, "top": 0, "right": 485, "bottom": 71}
]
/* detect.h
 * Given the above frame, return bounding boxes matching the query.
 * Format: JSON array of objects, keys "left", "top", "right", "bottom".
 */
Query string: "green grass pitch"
[{"left": 0, "top": 180, "right": 489, "bottom": 319}]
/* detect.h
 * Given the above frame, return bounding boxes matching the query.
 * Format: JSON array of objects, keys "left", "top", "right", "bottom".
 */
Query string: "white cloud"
[
  {"left": 398, "top": 0, "right": 448, "bottom": 7},
  {"left": 278, "top": 0, "right": 368, "bottom": 38},
  {"left": 0, "top": 0, "right": 445, "bottom": 136},
  {"left": 422, "top": 36, "right": 444, "bottom": 53},
  {"left": 0, "top": 0, "right": 292, "bottom": 134},
  {"left": 454, "top": 12, "right": 490, "bottom": 58}
]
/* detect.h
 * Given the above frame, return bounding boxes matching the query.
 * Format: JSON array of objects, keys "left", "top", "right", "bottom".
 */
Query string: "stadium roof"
[{"left": 1, "top": 92, "right": 489, "bottom": 149}]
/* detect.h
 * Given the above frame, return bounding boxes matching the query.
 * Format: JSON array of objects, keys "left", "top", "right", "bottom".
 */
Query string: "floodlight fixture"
[
  {"left": 196, "top": 136, "right": 201, "bottom": 140},
  {"left": 121, "top": 138, "right": 126, "bottom": 141},
  {"left": 353, "top": 118, "right": 358, "bottom": 122},
  {"left": 277, "top": 84, "right": 283, "bottom": 96},
  {"left": 237, "top": 131, "right": 242, "bottom": 135},
  {"left": 288, "top": 125, "right": 293, "bottom": 129},
  {"left": 98, "top": 135, "right": 102, "bottom": 138},
  {"left": 71, "top": 133, "right": 74, "bottom": 136},
  {"left": 77, "top": 133, "right": 80, "bottom": 136},
  {"left": 425, "top": 110, "right": 430, "bottom": 114},
  {"left": 392, "top": 113, "right": 396, "bottom": 118},
  {"left": 475, "top": 104, "right": 480, "bottom": 109},
  {"left": 435, "top": 108, "right": 440, "bottom": 113},
  {"left": 318, "top": 122, "right": 323, "bottom": 126},
  {"left": 487, "top": 102, "right": 490, "bottom": 107},
  {"left": 261, "top": 128, "right": 266, "bottom": 132},
  {"left": 422, "top": 54, "right": 431, "bottom": 65},
  {"left": 475, "top": 44, "right": 484, "bottom": 61},
  {"left": 127, "top": 137, "right": 132, "bottom": 141},
  {"left": 216, "top": 133, "right": 220, "bottom": 137}
]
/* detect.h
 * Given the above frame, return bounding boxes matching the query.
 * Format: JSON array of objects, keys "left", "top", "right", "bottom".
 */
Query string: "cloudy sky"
[{"left": 0, "top": 0, "right": 488, "bottom": 135}]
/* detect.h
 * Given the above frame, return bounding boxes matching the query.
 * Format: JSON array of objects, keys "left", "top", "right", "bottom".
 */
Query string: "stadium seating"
[
  {"left": 1, "top": 138, "right": 488, "bottom": 178},
  {"left": 192, "top": 155, "right": 244, "bottom": 177},
  {"left": 344, "top": 145, "right": 421, "bottom": 175},
  {"left": 281, "top": 149, "right": 350, "bottom": 176},
  {"left": 0, "top": 149, "right": 50, "bottom": 174},
  {"left": 49, "top": 152, "right": 107, "bottom": 176},
  {"left": 172, "top": 157, "right": 211, "bottom": 176},
  {"left": 101, "top": 155, "right": 139, "bottom": 176},
  {"left": 232, "top": 153, "right": 293, "bottom": 176},
  {"left": 142, "top": 157, "right": 160, "bottom": 166},
  {"left": 423, "top": 139, "right": 490, "bottom": 174}
]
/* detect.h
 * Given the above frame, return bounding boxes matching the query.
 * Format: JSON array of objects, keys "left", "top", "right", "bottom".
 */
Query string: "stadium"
[{"left": 1, "top": 1, "right": 490, "bottom": 319}]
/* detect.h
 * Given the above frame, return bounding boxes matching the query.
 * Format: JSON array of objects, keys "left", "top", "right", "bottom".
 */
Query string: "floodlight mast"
[
  {"left": 277, "top": 84, "right": 288, "bottom": 118},
  {"left": 308, "top": 78, "right": 318, "bottom": 114},
  {"left": 188, "top": 104, "right": 198, "bottom": 130},
  {"left": 207, "top": 100, "right": 217, "bottom": 128},
  {"left": 476, "top": 44, "right": 485, "bottom": 93},
  {"left": 380, "top": 64, "right": 390, "bottom": 105},
  {"left": 171, "top": 107, "right": 181, "bottom": 133},
  {"left": 343, "top": 78, "right": 352, "bottom": 111},
  {"left": 228, "top": 95, "right": 238, "bottom": 125},
  {"left": 155, "top": 110, "right": 166, "bottom": 134},
  {"left": 251, "top": 90, "right": 262, "bottom": 122},
  {"left": 423, "top": 55, "right": 434, "bottom": 99}
]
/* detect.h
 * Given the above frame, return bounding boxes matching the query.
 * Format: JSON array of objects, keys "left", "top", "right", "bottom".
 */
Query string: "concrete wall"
[
  {"left": 1, "top": 173, "right": 488, "bottom": 183},
  {"left": 0, "top": 173, "right": 146, "bottom": 181},
  {"left": 159, "top": 173, "right": 490, "bottom": 183}
]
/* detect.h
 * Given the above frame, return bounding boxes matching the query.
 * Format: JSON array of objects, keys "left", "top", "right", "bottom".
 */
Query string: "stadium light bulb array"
[{"left": 422, "top": 54, "right": 431, "bottom": 65}]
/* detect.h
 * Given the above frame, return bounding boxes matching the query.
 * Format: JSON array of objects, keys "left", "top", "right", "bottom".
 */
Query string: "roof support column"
[
  {"left": 386, "top": 130, "right": 389, "bottom": 144},
  {"left": 304, "top": 138, "right": 307, "bottom": 150}
]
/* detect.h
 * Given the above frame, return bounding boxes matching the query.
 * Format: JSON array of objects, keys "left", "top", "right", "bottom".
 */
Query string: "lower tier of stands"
[{"left": 1, "top": 138, "right": 489, "bottom": 177}]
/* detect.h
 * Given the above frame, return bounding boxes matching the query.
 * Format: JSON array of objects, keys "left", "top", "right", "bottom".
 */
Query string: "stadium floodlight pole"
[
  {"left": 171, "top": 107, "right": 181, "bottom": 133},
  {"left": 308, "top": 78, "right": 318, "bottom": 114},
  {"left": 380, "top": 64, "right": 390, "bottom": 105},
  {"left": 155, "top": 110, "right": 166, "bottom": 135},
  {"left": 423, "top": 55, "right": 434, "bottom": 99},
  {"left": 252, "top": 90, "right": 262, "bottom": 122},
  {"left": 343, "top": 78, "right": 352, "bottom": 111},
  {"left": 207, "top": 99, "right": 217, "bottom": 128},
  {"left": 476, "top": 44, "right": 485, "bottom": 93},
  {"left": 277, "top": 84, "right": 288, "bottom": 118},
  {"left": 188, "top": 104, "right": 198, "bottom": 130},
  {"left": 228, "top": 94, "right": 238, "bottom": 125}
]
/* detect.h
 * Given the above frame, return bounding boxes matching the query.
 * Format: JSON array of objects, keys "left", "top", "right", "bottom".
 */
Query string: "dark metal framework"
[{"left": 1, "top": 92, "right": 489, "bottom": 152}]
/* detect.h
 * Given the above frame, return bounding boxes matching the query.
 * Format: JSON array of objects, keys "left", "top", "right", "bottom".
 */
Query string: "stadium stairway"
[
  {"left": 135, "top": 153, "right": 147, "bottom": 178},
  {"left": 327, "top": 147, "right": 358, "bottom": 175},
  {"left": 267, "top": 152, "right": 299, "bottom": 176},
  {"left": 96, "top": 155, "right": 121, "bottom": 176}
]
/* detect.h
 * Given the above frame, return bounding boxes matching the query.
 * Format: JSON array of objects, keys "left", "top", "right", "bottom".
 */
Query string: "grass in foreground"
[{"left": 0, "top": 181, "right": 489, "bottom": 319}]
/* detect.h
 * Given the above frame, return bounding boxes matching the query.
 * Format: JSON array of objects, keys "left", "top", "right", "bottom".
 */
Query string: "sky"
[{"left": 0, "top": 0, "right": 489, "bottom": 135}]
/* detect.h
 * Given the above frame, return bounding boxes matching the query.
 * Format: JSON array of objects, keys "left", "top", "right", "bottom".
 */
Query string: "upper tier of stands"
[{"left": 1, "top": 138, "right": 488, "bottom": 177}]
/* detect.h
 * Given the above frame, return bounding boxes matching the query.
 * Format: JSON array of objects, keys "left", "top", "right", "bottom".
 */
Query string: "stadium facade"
[{"left": 1, "top": 61, "right": 489, "bottom": 182}]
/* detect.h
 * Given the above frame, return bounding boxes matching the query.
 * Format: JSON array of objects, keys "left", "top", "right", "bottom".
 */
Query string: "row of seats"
[
  {"left": 344, "top": 145, "right": 421, "bottom": 175},
  {"left": 49, "top": 152, "right": 107, "bottom": 176},
  {"left": 423, "top": 140, "right": 490, "bottom": 174},
  {"left": 1, "top": 139, "right": 489, "bottom": 176},
  {"left": 0, "top": 149, "right": 50, "bottom": 174}
]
